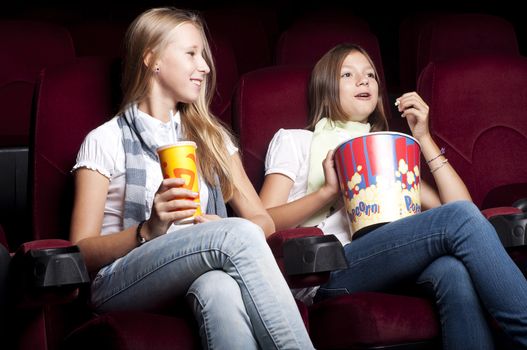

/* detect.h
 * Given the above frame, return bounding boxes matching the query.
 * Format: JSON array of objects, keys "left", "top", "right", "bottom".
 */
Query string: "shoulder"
[
  {"left": 269, "top": 128, "right": 313, "bottom": 148},
  {"left": 73, "top": 117, "right": 122, "bottom": 178},
  {"left": 85, "top": 117, "right": 122, "bottom": 142}
]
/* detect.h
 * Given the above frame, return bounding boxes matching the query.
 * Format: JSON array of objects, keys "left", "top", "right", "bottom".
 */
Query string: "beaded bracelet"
[
  {"left": 430, "top": 158, "right": 449, "bottom": 173},
  {"left": 426, "top": 147, "right": 446, "bottom": 164}
]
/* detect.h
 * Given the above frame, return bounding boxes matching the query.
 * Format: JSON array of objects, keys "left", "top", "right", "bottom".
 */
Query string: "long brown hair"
[
  {"left": 119, "top": 7, "right": 236, "bottom": 200},
  {"left": 307, "top": 43, "right": 388, "bottom": 132}
]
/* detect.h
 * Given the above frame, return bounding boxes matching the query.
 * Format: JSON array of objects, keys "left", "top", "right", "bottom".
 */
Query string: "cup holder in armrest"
[
  {"left": 489, "top": 212, "right": 527, "bottom": 248},
  {"left": 25, "top": 246, "right": 90, "bottom": 288},
  {"left": 283, "top": 235, "right": 348, "bottom": 275},
  {"left": 10, "top": 245, "right": 90, "bottom": 306}
]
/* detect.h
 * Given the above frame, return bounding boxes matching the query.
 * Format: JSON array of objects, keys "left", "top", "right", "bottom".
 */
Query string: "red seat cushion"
[
  {"left": 309, "top": 292, "right": 440, "bottom": 348},
  {"left": 63, "top": 311, "right": 200, "bottom": 350}
]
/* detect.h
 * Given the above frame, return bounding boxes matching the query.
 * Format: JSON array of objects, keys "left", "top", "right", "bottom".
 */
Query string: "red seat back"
[
  {"left": 68, "top": 20, "right": 129, "bottom": 58},
  {"left": 414, "top": 14, "right": 519, "bottom": 90},
  {"left": 398, "top": 12, "right": 445, "bottom": 92},
  {"left": 30, "top": 57, "right": 121, "bottom": 240},
  {"left": 418, "top": 54, "right": 527, "bottom": 208},
  {"left": 233, "top": 66, "right": 311, "bottom": 191},
  {"left": 204, "top": 7, "right": 277, "bottom": 74},
  {"left": 275, "top": 14, "right": 370, "bottom": 66},
  {"left": 207, "top": 33, "right": 238, "bottom": 127},
  {"left": 0, "top": 20, "right": 75, "bottom": 147}
]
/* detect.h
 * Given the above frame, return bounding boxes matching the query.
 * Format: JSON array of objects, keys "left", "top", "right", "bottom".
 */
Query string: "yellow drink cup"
[{"left": 157, "top": 141, "right": 202, "bottom": 224}]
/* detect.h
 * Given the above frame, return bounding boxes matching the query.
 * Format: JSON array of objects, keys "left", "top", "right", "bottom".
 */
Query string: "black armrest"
[
  {"left": 283, "top": 235, "right": 348, "bottom": 275},
  {"left": 9, "top": 240, "right": 90, "bottom": 307},
  {"left": 488, "top": 211, "right": 527, "bottom": 248}
]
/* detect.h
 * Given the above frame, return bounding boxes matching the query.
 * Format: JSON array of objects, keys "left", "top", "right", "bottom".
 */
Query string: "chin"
[{"left": 180, "top": 95, "right": 200, "bottom": 105}]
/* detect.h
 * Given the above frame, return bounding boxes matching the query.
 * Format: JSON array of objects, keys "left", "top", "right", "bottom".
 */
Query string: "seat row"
[
  {"left": 3, "top": 46, "right": 527, "bottom": 349},
  {"left": 0, "top": 11, "right": 522, "bottom": 146},
  {"left": 1, "top": 11, "right": 526, "bottom": 349}
]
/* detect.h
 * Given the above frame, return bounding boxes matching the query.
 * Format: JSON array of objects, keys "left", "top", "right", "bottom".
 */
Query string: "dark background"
[{"left": 2, "top": 0, "right": 526, "bottom": 91}]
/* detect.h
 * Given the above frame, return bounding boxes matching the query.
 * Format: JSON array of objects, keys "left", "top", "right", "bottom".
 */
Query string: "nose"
[
  {"left": 357, "top": 74, "right": 369, "bottom": 86},
  {"left": 198, "top": 55, "right": 210, "bottom": 74}
]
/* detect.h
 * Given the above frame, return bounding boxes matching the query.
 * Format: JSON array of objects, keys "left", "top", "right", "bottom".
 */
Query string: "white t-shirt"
[
  {"left": 265, "top": 128, "right": 351, "bottom": 246},
  {"left": 73, "top": 109, "right": 237, "bottom": 235}
]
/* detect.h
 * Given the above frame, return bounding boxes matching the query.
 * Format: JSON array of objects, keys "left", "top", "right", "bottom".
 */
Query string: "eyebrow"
[{"left": 341, "top": 64, "right": 374, "bottom": 70}]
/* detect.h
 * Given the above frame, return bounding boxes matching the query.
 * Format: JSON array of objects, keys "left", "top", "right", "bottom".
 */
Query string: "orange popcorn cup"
[{"left": 157, "top": 141, "right": 202, "bottom": 224}]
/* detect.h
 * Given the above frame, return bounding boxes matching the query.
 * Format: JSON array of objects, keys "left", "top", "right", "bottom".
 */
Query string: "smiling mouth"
[{"left": 191, "top": 79, "right": 202, "bottom": 86}]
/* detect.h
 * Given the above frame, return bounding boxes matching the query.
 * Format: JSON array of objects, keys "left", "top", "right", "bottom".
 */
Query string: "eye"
[
  {"left": 341, "top": 72, "right": 351, "bottom": 78},
  {"left": 367, "top": 72, "right": 376, "bottom": 79},
  {"left": 187, "top": 51, "right": 196, "bottom": 56}
]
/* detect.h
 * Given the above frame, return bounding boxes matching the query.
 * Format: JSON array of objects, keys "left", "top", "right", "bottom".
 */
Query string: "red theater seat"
[
  {"left": 0, "top": 20, "right": 75, "bottom": 148},
  {"left": 207, "top": 33, "right": 239, "bottom": 127},
  {"left": 67, "top": 20, "right": 129, "bottom": 58},
  {"left": 400, "top": 13, "right": 519, "bottom": 92},
  {"left": 0, "top": 20, "right": 76, "bottom": 248},
  {"left": 398, "top": 12, "right": 444, "bottom": 92},
  {"left": 233, "top": 65, "right": 441, "bottom": 349},
  {"left": 14, "top": 56, "right": 201, "bottom": 350},
  {"left": 204, "top": 7, "right": 277, "bottom": 74},
  {"left": 275, "top": 13, "right": 370, "bottom": 67},
  {"left": 417, "top": 54, "right": 527, "bottom": 209}
]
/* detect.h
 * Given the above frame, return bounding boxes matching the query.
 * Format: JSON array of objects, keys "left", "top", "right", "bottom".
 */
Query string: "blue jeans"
[
  {"left": 91, "top": 218, "right": 314, "bottom": 350},
  {"left": 315, "top": 201, "right": 527, "bottom": 349}
]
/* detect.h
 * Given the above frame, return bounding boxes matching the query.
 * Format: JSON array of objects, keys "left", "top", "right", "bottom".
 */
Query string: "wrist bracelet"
[
  {"left": 426, "top": 147, "right": 446, "bottom": 164},
  {"left": 136, "top": 220, "right": 147, "bottom": 246},
  {"left": 430, "top": 158, "right": 449, "bottom": 173}
]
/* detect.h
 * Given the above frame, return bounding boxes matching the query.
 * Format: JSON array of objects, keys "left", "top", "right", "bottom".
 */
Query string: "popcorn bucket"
[{"left": 334, "top": 132, "right": 421, "bottom": 238}]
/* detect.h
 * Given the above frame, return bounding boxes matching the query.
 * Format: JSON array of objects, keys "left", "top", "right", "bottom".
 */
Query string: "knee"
[
  {"left": 443, "top": 201, "right": 499, "bottom": 239},
  {"left": 444, "top": 200, "right": 481, "bottom": 220},
  {"left": 423, "top": 257, "right": 476, "bottom": 300},
  {"left": 433, "top": 256, "right": 470, "bottom": 283},
  {"left": 187, "top": 270, "right": 241, "bottom": 306},
  {"left": 222, "top": 218, "right": 267, "bottom": 247}
]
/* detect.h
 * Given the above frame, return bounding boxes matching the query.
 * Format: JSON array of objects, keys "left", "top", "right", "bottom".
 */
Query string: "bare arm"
[
  {"left": 70, "top": 168, "right": 198, "bottom": 273},
  {"left": 259, "top": 150, "right": 339, "bottom": 230},
  {"left": 70, "top": 169, "right": 138, "bottom": 273},
  {"left": 396, "top": 92, "right": 472, "bottom": 207},
  {"left": 227, "top": 152, "right": 276, "bottom": 237}
]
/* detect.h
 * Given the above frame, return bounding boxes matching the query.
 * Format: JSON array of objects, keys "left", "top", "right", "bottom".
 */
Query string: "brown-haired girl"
[{"left": 261, "top": 43, "right": 527, "bottom": 348}]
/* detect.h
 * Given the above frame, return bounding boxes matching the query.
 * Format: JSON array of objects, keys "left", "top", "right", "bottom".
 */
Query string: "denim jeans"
[
  {"left": 315, "top": 201, "right": 527, "bottom": 349},
  {"left": 91, "top": 218, "right": 314, "bottom": 350}
]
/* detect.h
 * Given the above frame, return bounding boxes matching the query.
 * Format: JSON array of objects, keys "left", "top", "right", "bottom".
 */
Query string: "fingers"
[
  {"left": 157, "top": 178, "right": 198, "bottom": 199},
  {"left": 153, "top": 177, "right": 200, "bottom": 223},
  {"left": 325, "top": 149, "right": 335, "bottom": 160},
  {"left": 322, "top": 150, "right": 336, "bottom": 172},
  {"left": 158, "top": 177, "right": 186, "bottom": 192},
  {"left": 394, "top": 92, "right": 429, "bottom": 118}
]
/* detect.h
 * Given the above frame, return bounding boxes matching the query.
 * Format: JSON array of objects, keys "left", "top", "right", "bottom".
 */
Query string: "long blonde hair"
[
  {"left": 307, "top": 44, "right": 388, "bottom": 131},
  {"left": 119, "top": 7, "right": 236, "bottom": 200}
]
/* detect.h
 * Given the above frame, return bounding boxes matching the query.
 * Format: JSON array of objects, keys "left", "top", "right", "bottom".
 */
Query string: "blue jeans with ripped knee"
[
  {"left": 315, "top": 201, "right": 527, "bottom": 349},
  {"left": 91, "top": 218, "right": 314, "bottom": 350}
]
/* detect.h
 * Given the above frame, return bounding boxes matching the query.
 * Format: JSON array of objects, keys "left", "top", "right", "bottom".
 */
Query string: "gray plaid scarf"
[{"left": 118, "top": 104, "right": 227, "bottom": 229}]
